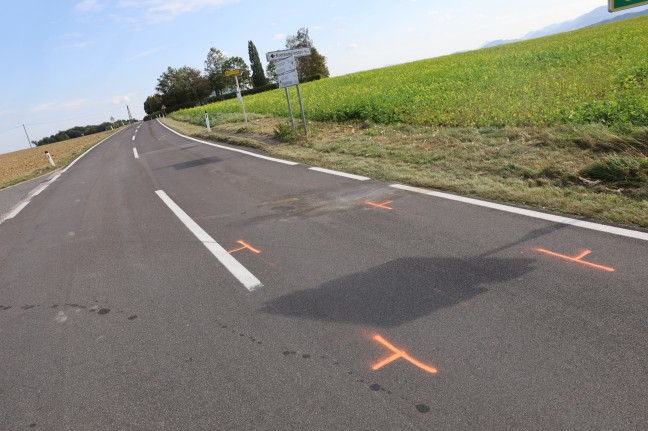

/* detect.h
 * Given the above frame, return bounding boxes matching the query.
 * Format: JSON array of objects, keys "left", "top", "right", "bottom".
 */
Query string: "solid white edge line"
[
  {"left": 133, "top": 147, "right": 139, "bottom": 159},
  {"left": 156, "top": 119, "right": 298, "bottom": 166},
  {"left": 0, "top": 201, "right": 30, "bottom": 222},
  {"left": 390, "top": 184, "right": 648, "bottom": 241},
  {"left": 308, "top": 167, "right": 370, "bottom": 181},
  {"left": 0, "top": 173, "right": 63, "bottom": 224},
  {"left": 155, "top": 190, "right": 263, "bottom": 291}
]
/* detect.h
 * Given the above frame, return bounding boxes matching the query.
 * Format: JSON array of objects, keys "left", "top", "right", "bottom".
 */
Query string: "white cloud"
[
  {"left": 32, "top": 103, "right": 56, "bottom": 113},
  {"left": 61, "top": 99, "right": 90, "bottom": 109},
  {"left": 70, "top": 41, "right": 94, "bottom": 49},
  {"left": 128, "top": 45, "right": 172, "bottom": 61},
  {"left": 138, "top": 0, "right": 240, "bottom": 22},
  {"left": 346, "top": 43, "right": 360, "bottom": 50},
  {"left": 273, "top": 33, "right": 286, "bottom": 41},
  {"left": 75, "top": 0, "right": 105, "bottom": 13},
  {"left": 111, "top": 94, "right": 132, "bottom": 104}
]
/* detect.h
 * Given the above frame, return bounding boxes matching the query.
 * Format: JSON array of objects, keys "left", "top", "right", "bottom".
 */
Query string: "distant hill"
[{"left": 482, "top": 5, "right": 648, "bottom": 48}]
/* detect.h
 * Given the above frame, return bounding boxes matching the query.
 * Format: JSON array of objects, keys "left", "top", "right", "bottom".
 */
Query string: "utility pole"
[
  {"left": 126, "top": 105, "right": 133, "bottom": 123},
  {"left": 23, "top": 124, "right": 33, "bottom": 148}
]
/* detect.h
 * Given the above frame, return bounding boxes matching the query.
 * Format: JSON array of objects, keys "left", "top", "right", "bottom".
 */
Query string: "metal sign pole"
[
  {"left": 295, "top": 84, "right": 308, "bottom": 134},
  {"left": 285, "top": 88, "right": 295, "bottom": 130},
  {"left": 234, "top": 75, "right": 249, "bottom": 129}
]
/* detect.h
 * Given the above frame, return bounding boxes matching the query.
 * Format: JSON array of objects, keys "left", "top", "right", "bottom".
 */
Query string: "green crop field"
[{"left": 174, "top": 15, "right": 647, "bottom": 128}]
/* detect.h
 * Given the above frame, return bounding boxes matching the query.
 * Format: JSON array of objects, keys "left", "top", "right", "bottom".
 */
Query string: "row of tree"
[
  {"left": 34, "top": 120, "right": 129, "bottom": 146},
  {"left": 144, "top": 28, "right": 329, "bottom": 115}
]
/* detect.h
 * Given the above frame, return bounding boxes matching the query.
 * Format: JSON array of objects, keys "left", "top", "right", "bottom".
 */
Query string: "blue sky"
[{"left": 0, "top": 0, "right": 629, "bottom": 154}]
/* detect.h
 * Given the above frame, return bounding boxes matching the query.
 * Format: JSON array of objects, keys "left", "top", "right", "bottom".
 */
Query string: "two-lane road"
[{"left": 1, "top": 120, "right": 646, "bottom": 430}]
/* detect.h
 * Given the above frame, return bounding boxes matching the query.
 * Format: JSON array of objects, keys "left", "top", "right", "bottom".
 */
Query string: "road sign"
[
  {"left": 266, "top": 47, "right": 312, "bottom": 62},
  {"left": 278, "top": 70, "right": 299, "bottom": 89},
  {"left": 225, "top": 69, "right": 241, "bottom": 77},
  {"left": 609, "top": 0, "right": 648, "bottom": 11},
  {"left": 275, "top": 56, "right": 296, "bottom": 75}
]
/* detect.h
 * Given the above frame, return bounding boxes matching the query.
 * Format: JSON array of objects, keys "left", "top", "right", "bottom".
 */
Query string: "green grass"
[{"left": 174, "top": 15, "right": 648, "bottom": 128}]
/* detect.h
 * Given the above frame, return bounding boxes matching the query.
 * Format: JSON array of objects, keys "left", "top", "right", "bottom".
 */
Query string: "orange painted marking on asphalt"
[
  {"left": 371, "top": 334, "right": 437, "bottom": 374},
  {"left": 228, "top": 240, "right": 262, "bottom": 254},
  {"left": 535, "top": 248, "right": 614, "bottom": 272},
  {"left": 365, "top": 200, "right": 394, "bottom": 210}
]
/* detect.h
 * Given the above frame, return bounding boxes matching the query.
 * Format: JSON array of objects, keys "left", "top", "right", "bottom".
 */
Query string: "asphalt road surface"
[{"left": 1, "top": 120, "right": 647, "bottom": 430}]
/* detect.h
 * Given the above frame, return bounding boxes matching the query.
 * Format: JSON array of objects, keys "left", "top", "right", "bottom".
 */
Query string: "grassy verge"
[
  {"left": 162, "top": 116, "right": 648, "bottom": 228},
  {"left": 0, "top": 129, "right": 121, "bottom": 189}
]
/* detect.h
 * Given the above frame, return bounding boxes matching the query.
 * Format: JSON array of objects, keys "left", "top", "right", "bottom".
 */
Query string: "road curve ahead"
[{"left": 1, "top": 120, "right": 647, "bottom": 430}]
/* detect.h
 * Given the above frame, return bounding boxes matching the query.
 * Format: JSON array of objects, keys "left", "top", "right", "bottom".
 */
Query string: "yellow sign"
[{"left": 225, "top": 69, "right": 241, "bottom": 77}]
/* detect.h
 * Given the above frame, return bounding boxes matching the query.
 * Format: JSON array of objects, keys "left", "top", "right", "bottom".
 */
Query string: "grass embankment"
[
  {"left": 168, "top": 15, "right": 648, "bottom": 228},
  {"left": 0, "top": 129, "right": 119, "bottom": 189},
  {"left": 162, "top": 116, "right": 648, "bottom": 228}
]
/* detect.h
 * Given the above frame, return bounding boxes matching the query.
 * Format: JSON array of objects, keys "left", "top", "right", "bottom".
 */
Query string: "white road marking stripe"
[
  {"left": 308, "top": 167, "right": 370, "bottom": 181},
  {"left": 157, "top": 120, "right": 298, "bottom": 166},
  {"left": 132, "top": 136, "right": 135, "bottom": 141},
  {"left": 390, "top": 184, "right": 648, "bottom": 241},
  {"left": 30, "top": 183, "right": 50, "bottom": 197},
  {"left": 2, "top": 201, "right": 30, "bottom": 222},
  {"left": 155, "top": 190, "right": 263, "bottom": 291},
  {"left": 133, "top": 148, "right": 139, "bottom": 159}
]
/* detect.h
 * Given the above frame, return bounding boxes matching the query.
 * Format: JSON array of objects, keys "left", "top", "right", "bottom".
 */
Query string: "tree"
[
  {"left": 223, "top": 56, "right": 252, "bottom": 90},
  {"left": 156, "top": 66, "right": 210, "bottom": 110},
  {"left": 266, "top": 61, "right": 278, "bottom": 85},
  {"left": 204, "top": 47, "right": 229, "bottom": 99},
  {"left": 248, "top": 41, "right": 268, "bottom": 88},
  {"left": 285, "top": 27, "right": 330, "bottom": 80},
  {"left": 144, "top": 94, "right": 162, "bottom": 114}
]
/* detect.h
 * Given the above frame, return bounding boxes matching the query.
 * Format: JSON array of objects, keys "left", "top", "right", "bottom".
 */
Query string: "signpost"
[
  {"left": 225, "top": 69, "right": 248, "bottom": 129},
  {"left": 266, "top": 48, "right": 311, "bottom": 133},
  {"left": 266, "top": 47, "right": 311, "bottom": 62},
  {"left": 609, "top": 0, "right": 648, "bottom": 11}
]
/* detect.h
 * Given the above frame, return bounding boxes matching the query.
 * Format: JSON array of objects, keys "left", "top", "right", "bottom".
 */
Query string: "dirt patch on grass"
[{"left": 0, "top": 129, "right": 120, "bottom": 189}]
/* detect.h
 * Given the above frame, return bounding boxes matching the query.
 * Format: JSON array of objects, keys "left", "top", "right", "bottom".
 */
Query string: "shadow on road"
[
  {"left": 260, "top": 256, "right": 535, "bottom": 327},
  {"left": 169, "top": 156, "right": 222, "bottom": 170}
]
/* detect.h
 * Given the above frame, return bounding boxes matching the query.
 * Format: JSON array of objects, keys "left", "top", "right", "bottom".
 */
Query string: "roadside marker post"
[
  {"left": 44, "top": 151, "right": 56, "bottom": 167},
  {"left": 204, "top": 111, "right": 211, "bottom": 132}
]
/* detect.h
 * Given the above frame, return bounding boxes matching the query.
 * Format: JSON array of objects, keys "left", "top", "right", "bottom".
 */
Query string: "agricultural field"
[
  {"left": 174, "top": 15, "right": 647, "bottom": 128},
  {"left": 0, "top": 129, "right": 119, "bottom": 189}
]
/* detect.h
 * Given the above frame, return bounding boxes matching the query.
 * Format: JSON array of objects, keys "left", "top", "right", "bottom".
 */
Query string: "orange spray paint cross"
[
  {"left": 228, "top": 240, "right": 262, "bottom": 255},
  {"left": 365, "top": 200, "right": 394, "bottom": 210},
  {"left": 371, "top": 334, "right": 437, "bottom": 374},
  {"left": 535, "top": 248, "right": 614, "bottom": 272}
]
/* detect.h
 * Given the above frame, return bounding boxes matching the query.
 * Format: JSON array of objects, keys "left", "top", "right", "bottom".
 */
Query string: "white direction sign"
[
  {"left": 276, "top": 56, "right": 299, "bottom": 89},
  {"left": 278, "top": 70, "right": 299, "bottom": 89},
  {"left": 266, "top": 47, "right": 311, "bottom": 62},
  {"left": 275, "top": 56, "right": 296, "bottom": 75}
]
